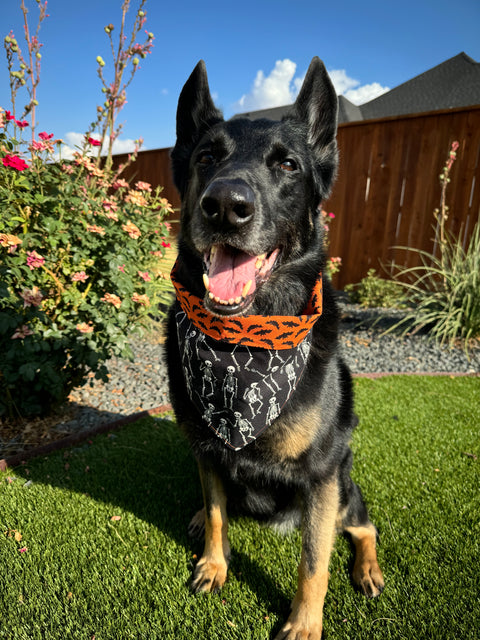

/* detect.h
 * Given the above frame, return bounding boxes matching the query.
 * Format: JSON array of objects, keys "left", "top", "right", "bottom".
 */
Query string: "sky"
[{"left": 1, "top": 0, "right": 479, "bottom": 155}]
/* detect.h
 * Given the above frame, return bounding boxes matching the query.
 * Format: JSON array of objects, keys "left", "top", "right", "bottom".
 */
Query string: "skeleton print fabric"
[{"left": 176, "top": 303, "right": 312, "bottom": 450}]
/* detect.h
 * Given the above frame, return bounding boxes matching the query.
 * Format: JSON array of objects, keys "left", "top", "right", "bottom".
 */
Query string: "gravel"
[{"left": 57, "top": 298, "right": 479, "bottom": 437}]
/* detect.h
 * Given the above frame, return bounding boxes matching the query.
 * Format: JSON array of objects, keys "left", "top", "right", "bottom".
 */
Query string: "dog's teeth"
[
  {"left": 203, "top": 274, "right": 210, "bottom": 291},
  {"left": 209, "top": 292, "right": 215, "bottom": 300},
  {"left": 228, "top": 298, "right": 235, "bottom": 305},
  {"left": 242, "top": 280, "right": 253, "bottom": 297},
  {"left": 234, "top": 296, "right": 242, "bottom": 304},
  {"left": 255, "top": 258, "right": 263, "bottom": 269}
]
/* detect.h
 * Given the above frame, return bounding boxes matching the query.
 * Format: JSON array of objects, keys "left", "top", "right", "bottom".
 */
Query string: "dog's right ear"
[{"left": 171, "top": 61, "right": 223, "bottom": 196}]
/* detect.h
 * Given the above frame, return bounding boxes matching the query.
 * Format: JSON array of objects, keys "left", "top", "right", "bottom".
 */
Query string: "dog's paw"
[
  {"left": 353, "top": 559, "right": 385, "bottom": 598},
  {"left": 188, "top": 508, "right": 205, "bottom": 539},
  {"left": 274, "top": 617, "right": 322, "bottom": 640},
  {"left": 191, "top": 556, "right": 228, "bottom": 594}
]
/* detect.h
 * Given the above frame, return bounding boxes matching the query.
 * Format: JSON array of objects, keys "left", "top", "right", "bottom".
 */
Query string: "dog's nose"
[{"left": 200, "top": 180, "right": 255, "bottom": 229}]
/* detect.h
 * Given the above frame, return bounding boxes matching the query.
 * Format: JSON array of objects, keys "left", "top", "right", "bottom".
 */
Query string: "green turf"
[{"left": 1, "top": 376, "right": 479, "bottom": 640}]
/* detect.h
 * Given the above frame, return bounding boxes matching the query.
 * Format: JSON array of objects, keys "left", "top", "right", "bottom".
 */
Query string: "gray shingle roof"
[{"left": 232, "top": 53, "right": 480, "bottom": 124}]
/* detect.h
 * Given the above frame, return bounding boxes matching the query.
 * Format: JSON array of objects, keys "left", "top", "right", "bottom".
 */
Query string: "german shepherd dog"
[{"left": 166, "top": 57, "right": 384, "bottom": 639}]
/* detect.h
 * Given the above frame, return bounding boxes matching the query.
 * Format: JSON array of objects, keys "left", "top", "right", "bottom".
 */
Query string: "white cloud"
[
  {"left": 233, "top": 59, "right": 301, "bottom": 112},
  {"left": 232, "top": 60, "right": 390, "bottom": 113},
  {"left": 57, "top": 131, "right": 141, "bottom": 160},
  {"left": 343, "top": 82, "right": 390, "bottom": 104},
  {"left": 327, "top": 69, "right": 389, "bottom": 104}
]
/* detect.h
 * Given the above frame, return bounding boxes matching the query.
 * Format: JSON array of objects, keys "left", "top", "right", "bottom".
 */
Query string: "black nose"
[{"left": 200, "top": 179, "right": 255, "bottom": 229}]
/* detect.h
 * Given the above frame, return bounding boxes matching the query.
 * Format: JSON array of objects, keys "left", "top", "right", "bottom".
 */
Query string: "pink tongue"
[{"left": 208, "top": 245, "right": 257, "bottom": 301}]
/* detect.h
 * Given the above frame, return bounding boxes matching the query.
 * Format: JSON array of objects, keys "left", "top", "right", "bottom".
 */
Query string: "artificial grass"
[{"left": 1, "top": 375, "right": 479, "bottom": 640}]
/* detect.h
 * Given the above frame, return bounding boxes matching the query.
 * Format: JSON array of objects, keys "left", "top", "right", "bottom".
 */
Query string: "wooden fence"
[{"left": 113, "top": 105, "right": 480, "bottom": 289}]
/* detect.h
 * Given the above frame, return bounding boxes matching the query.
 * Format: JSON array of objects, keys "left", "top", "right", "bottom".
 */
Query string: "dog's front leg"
[
  {"left": 276, "top": 477, "right": 339, "bottom": 640},
  {"left": 191, "top": 463, "right": 230, "bottom": 593}
]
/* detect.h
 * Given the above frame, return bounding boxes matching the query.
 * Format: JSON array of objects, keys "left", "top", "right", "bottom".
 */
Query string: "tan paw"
[
  {"left": 191, "top": 556, "right": 228, "bottom": 593},
  {"left": 274, "top": 617, "right": 322, "bottom": 640},
  {"left": 353, "top": 559, "right": 385, "bottom": 598}
]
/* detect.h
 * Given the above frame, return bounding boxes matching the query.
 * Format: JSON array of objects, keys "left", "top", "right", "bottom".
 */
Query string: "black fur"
[{"left": 166, "top": 57, "right": 383, "bottom": 636}]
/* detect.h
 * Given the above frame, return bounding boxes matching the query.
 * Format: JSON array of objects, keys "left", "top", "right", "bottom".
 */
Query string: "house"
[{"left": 233, "top": 52, "right": 480, "bottom": 123}]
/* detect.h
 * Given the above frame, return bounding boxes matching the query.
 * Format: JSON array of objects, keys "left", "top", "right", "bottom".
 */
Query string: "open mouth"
[{"left": 203, "top": 244, "right": 280, "bottom": 316}]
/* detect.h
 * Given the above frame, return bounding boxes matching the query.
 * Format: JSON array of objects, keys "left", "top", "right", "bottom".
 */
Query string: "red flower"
[
  {"left": 16, "top": 119, "right": 29, "bottom": 128},
  {"left": 86, "top": 136, "right": 102, "bottom": 147},
  {"left": 39, "top": 131, "right": 54, "bottom": 141},
  {"left": 2, "top": 154, "right": 29, "bottom": 171},
  {"left": 5, "top": 110, "right": 15, "bottom": 121}
]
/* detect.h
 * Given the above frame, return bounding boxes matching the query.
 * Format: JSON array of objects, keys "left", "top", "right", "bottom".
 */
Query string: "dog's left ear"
[
  {"left": 171, "top": 60, "right": 223, "bottom": 195},
  {"left": 292, "top": 57, "right": 338, "bottom": 150},
  {"left": 289, "top": 57, "right": 338, "bottom": 198}
]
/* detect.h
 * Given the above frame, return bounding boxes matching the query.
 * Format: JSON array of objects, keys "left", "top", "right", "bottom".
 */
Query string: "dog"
[{"left": 166, "top": 57, "right": 384, "bottom": 639}]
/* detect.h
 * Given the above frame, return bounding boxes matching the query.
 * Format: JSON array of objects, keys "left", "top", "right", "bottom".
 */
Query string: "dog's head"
[{"left": 171, "top": 57, "right": 338, "bottom": 317}]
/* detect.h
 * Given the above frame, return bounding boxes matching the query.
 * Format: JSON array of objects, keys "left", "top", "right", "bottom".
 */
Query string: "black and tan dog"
[{"left": 166, "top": 57, "right": 384, "bottom": 639}]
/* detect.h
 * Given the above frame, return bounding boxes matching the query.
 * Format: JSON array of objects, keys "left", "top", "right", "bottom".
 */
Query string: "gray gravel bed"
[{"left": 56, "top": 299, "right": 479, "bottom": 436}]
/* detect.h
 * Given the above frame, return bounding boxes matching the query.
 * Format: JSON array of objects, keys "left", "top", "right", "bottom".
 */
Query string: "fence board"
[{"left": 111, "top": 105, "right": 480, "bottom": 289}]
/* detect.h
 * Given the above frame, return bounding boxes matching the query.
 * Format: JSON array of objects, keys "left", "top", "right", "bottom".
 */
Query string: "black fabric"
[{"left": 176, "top": 303, "right": 312, "bottom": 450}]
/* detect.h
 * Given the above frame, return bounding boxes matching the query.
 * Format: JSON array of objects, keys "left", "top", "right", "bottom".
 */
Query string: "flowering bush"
[
  {"left": 320, "top": 210, "right": 342, "bottom": 278},
  {"left": 0, "top": 0, "right": 173, "bottom": 418}
]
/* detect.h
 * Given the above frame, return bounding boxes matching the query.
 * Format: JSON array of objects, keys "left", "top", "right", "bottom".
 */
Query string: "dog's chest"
[{"left": 175, "top": 303, "right": 312, "bottom": 451}]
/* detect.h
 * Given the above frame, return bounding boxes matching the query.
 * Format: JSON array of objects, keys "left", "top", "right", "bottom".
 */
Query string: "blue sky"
[{"left": 1, "top": 0, "right": 479, "bottom": 154}]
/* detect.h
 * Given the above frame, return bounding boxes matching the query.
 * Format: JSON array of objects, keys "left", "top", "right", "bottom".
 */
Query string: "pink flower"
[
  {"left": 135, "top": 180, "right": 152, "bottom": 192},
  {"left": 101, "top": 293, "right": 122, "bottom": 309},
  {"left": 2, "top": 154, "right": 29, "bottom": 171},
  {"left": 118, "top": 264, "right": 126, "bottom": 273},
  {"left": 122, "top": 221, "right": 141, "bottom": 239},
  {"left": 5, "top": 110, "right": 15, "bottom": 121},
  {"left": 132, "top": 293, "right": 150, "bottom": 306},
  {"left": 71, "top": 271, "right": 89, "bottom": 282},
  {"left": 102, "top": 198, "right": 118, "bottom": 212},
  {"left": 161, "top": 240, "right": 171, "bottom": 248},
  {"left": 11, "top": 325, "right": 34, "bottom": 339},
  {"left": 31, "top": 140, "right": 48, "bottom": 152},
  {"left": 76, "top": 322, "right": 94, "bottom": 334},
  {"left": 26, "top": 250, "right": 45, "bottom": 270},
  {"left": 20, "top": 286, "right": 43, "bottom": 308},
  {"left": 112, "top": 178, "right": 129, "bottom": 190},
  {"left": 86, "top": 224, "right": 106, "bottom": 235},
  {"left": 86, "top": 136, "right": 102, "bottom": 147},
  {"left": 16, "top": 119, "right": 29, "bottom": 128},
  {"left": 125, "top": 190, "right": 148, "bottom": 207},
  {"left": 18, "top": 546, "right": 28, "bottom": 553},
  {"left": 138, "top": 271, "right": 151, "bottom": 282},
  {"left": 62, "top": 163, "right": 74, "bottom": 174},
  {"left": 39, "top": 131, "right": 54, "bottom": 141}
]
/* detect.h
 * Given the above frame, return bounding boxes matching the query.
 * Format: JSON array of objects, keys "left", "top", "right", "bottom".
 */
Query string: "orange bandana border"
[{"left": 171, "top": 261, "right": 323, "bottom": 350}]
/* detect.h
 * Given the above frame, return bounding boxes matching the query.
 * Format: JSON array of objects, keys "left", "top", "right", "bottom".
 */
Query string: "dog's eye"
[
  {"left": 279, "top": 159, "right": 297, "bottom": 172},
  {"left": 198, "top": 153, "right": 215, "bottom": 166}
]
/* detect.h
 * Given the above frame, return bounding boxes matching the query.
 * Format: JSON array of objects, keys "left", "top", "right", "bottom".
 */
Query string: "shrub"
[
  {"left": 391, "top": 141, "right": 480, "bottom": 352},
  {"left": 344, "top": 269, "right": 405, "bottom": 308},
  {"left": 0, "top": 0, "right": 173, "bottom": 418},
  {"left": 320, "top": 209, "right": 342, "bottom": 279}
]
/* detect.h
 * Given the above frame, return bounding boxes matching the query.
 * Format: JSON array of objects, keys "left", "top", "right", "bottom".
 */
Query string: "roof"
[{"left": 232, "top": 52, "right": 480, "bottom": 124}]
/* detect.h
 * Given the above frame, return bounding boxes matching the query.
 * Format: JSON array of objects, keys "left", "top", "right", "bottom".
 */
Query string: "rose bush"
[{"left": 0, "top": 0, "right": 174, "bottom": 418}]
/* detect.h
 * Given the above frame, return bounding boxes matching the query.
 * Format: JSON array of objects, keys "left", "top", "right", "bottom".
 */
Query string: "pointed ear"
[
  {"left": 292, "top": 57, "right": 338, "bottom": 150},
  {"left": 287, "top": 57, "right": 338, "bottom": 200},
  {"left": 171, "top": 61, "right": 223, "bottom": 195}
]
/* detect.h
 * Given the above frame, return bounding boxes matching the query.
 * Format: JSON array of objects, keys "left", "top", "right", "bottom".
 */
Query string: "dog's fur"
[{"left": 166, "top": 57, "right": 384, "bottom": 639}]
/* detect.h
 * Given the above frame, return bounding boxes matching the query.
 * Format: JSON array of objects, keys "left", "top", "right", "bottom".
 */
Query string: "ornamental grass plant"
[
  {"left": 0, "top": 0, "right": 174, "bottom": 418},
  {"left": 391, "top": 141, "right": 480, "bottom": 353}
]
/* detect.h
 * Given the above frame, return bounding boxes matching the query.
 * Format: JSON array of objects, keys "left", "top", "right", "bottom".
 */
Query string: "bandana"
[{"left": 171, "top": 261, "right": 323, "bottom": 450}]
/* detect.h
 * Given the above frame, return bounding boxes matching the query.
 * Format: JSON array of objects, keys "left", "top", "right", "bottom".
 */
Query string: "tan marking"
[
  {"left": 268, "top": 405, "right": 320, "bottom": 461},
  {"left": 192, "top": 468, "right": 230, "bottom": 593},
  {"left": 275, "top": 478, "right": 339, "bottom": 640},
  {"left": 345, "top": 523, "right": 384, "bottom": 597}
]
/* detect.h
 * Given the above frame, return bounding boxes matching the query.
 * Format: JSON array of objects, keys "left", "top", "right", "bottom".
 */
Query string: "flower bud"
[
  {"left": 148, "top": 32, "right": 154, "bottom": 39},
  {"left": 33, "top": 99, "right": 39, "bottom": 106},
  {"left": 36, "top": 52, "right": 41, "bottom": 59},
  {"left": 138, "top": 10, "right": 145, "bottom": 16},
  {"left": 132, "top": 57, "right": 139, "bottom": 66},
  {"left": 96, "top": 56, "right": 105, "bottom": 67}
]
